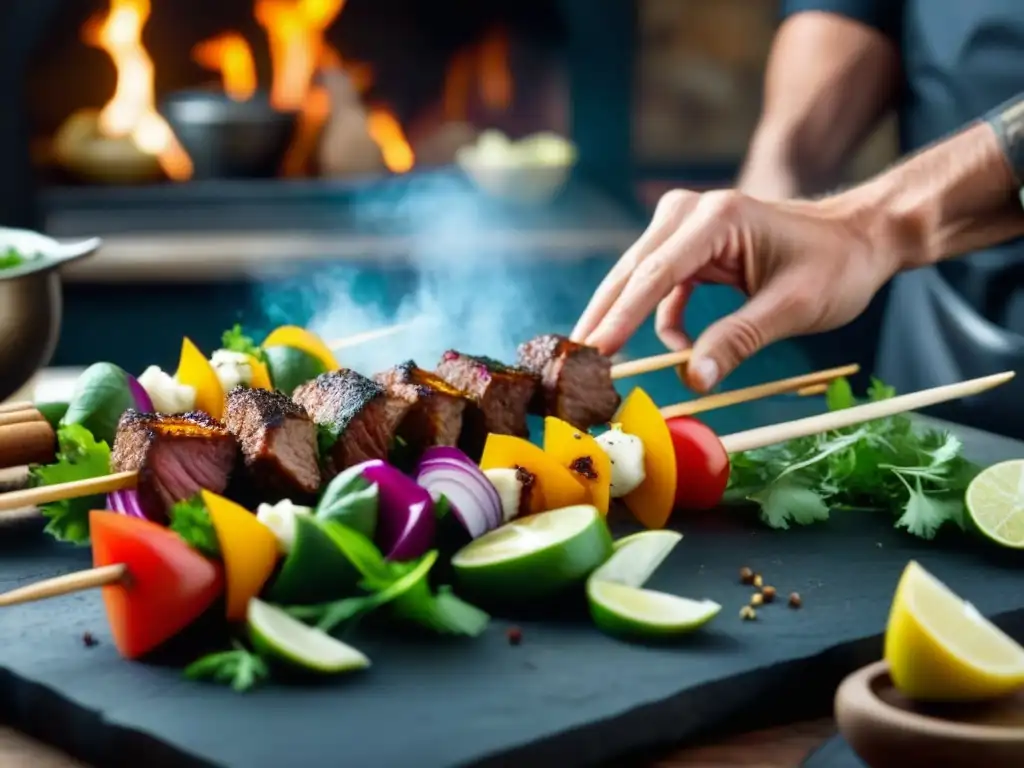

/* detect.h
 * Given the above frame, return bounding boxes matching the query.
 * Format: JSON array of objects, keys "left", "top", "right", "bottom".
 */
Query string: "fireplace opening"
[{"left": 27, "top": 0, "right": 569, "bottom": 186}]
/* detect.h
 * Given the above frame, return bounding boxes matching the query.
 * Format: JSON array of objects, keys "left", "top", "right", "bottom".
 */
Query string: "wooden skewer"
[
  {"left": 0, "top": 408, "right": 44, "bottom": 428},
  {"left": 0, "top": 400, "right": 35, "bottom": 415},
  {"left": 0, "top": 563, "right": 127, "bottom": 608},
  {"left": 611, "top": 349, "right": 692, "bottom": 379},
  {"left": 327, "top": 321, "right": 418, "bottom": 351},
  {"left": 719, "top": 371, "right": 1015, "bottom": 454},
  {"left": 796, "top": 383, "right": 828, "bottom": 397},
  {"left": 0, "top": 470, "right": 137, "bottom": 513},
  {"left": 660, "top": 364, "right": 859, "bottom": 419}
]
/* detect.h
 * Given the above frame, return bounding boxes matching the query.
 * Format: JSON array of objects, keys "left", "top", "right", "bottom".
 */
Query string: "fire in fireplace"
[{"left": 27, "top": 0, "right": 569, "bottom": 185}]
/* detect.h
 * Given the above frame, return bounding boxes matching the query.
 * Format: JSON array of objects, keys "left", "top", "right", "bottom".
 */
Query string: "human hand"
[{"left": 571, "top": 189, "right": 902, "bottom": 392}]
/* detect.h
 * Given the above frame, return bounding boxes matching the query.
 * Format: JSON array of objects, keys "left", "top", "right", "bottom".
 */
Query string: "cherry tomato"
[
  {"left": 91, "top": 511, "right": 224, "bottom": 659},
  {"left": 665, "top": 416, "right": 731, "bottom": 510}
]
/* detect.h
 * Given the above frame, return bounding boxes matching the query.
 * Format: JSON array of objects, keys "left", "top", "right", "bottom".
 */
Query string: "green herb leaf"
[
  {"left": 747, "top": 479, "right": 830, "bottom": 529},
  {"left": 30, "top": 424, "right": 111, "bottom": 545},
  {"left": 184, "top": 641, "right": 269, "bottom": 692},
  {"left": 825, "top": 377, "right": 855, "bottom": 411},
  {"left": 316, "top": 464, "right": 378, "bottom": 538},
  {"left": 0, "top": 247, "right": 30, "bottom": 270},
  {"left": 61, "top": 363, "right": 136, "bottom": 446},
  {"left": 168, "top": 494, "right": 221, "bottom": 558},
  {"left": 221, "top": 324, "right": 267, "bottom": 362},
  {"left": 317, "top": 423, "right": 340, "bottom": 459},
  {"left": 725, "top": 376, "right": 978, "bottom": 540}
]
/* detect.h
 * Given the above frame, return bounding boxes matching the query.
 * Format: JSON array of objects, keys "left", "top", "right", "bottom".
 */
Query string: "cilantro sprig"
[
  {"left": 725, "top": 377, "right": 980, "bottom": 539},
  {"left": 168, "top": 494, "right": 221, "bottom": 558},
  {"left": 184, "top": 640, "right": 269, "bottom": 693},
  {"left": 30, "top": 423, "right": 112, "bottom": 544},
  {"left": 221, "top": 324, "right": 267, "bottom": 363}
]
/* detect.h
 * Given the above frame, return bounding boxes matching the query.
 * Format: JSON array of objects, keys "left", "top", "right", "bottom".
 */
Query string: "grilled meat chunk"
[
  {"left": 225, "top": 387, "right": 320, "bottom": 501},
  {"left": 517, "top": 334, "right": 620, "bottom": 430},
  {"left": 435, "top": 351, "right": 538, "bottom": 439},
  {"left": 374, "top": 360, "right": 468, "bottom": 455},
  {"left": 111, "top": 410, "right": 237, "bottom": 521},
  {"left": 293, "top": 369, "right": 410, "bottom": 475}
]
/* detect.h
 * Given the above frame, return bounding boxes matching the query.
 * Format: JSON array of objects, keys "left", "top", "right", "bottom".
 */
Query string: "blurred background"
[{"left": 0, "top": 0, "right": 900, "bottom": 420}]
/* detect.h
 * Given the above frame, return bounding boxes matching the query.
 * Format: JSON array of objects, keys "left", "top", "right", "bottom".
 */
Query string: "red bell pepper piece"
[{"left": 90, "top": 510, "right": 224, "bottom": 660}]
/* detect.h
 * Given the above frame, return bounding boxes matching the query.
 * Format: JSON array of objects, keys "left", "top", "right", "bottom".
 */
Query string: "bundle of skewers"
[{"left": 0, "top": 320, "right": 1013, "bottom": 690}]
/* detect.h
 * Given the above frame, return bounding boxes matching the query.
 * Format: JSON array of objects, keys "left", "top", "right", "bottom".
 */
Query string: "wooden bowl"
[{"left": 835, "top": 660, "right": 1024, "bottom": 768}]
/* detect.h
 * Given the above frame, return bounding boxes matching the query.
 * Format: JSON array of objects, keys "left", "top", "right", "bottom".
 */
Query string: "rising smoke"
[{"left": 253, "top": 173, "right": 582, "bottom": 375}]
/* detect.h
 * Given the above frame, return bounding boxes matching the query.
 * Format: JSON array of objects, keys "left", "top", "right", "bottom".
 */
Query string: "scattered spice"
[
  {"left": 739, "top": 605, "right": 757, "bottom": 621},
  {"left": 514, "top": 466, "right": 537, "bottom": 517},
  {"left": 739, "top": 566, "right": 755, "bottom": 585},
  {"left": 788, "top": 592, "right": 802, "bottom": 609},
  {"left": 81, "top": 631, "right": 98, "bottom": 648},
  {"left": 572, "top": 432, "right": 582, "bottom": 440},
  {"left": 753, "top": 573, "right": 764, "bottom": 589},
  {"left": 750, "top": 592, "right": 764, "bottom": 607},
  {"left": 506, "top": 626, "right": 523, "bottom": 646},
  {"left": 761, "top": 585, "right": 777, "bottom": 603},
  {"left": 570, "top": 455, "right": 598, "bottom": 480}
]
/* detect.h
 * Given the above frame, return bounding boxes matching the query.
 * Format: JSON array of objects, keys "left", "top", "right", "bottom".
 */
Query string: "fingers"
[
  {"left": 684, "top": 278, "right": 811, "bottom": 392},
  {"left": 571, "top": 190, "right": 697, "bottom": 343},
  {"left": 654, "top": 282, "right": 694, "bottom": 351},
  {"left": 584, "top": 192, "right": 732, "bottom": 354}
]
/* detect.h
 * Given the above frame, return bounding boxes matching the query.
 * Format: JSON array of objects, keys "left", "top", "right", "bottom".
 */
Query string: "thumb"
[{"left": 685, "top": 289, "right": 796, "bottom": 392}]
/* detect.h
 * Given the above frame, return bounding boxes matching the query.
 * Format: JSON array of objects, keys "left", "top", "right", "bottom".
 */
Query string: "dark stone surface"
[
  {"left": 802, "top": 735, "right": 868, "bottom": 768},
  {"left": 2, "top": 408, "right": 1023, "bottom": 768}
]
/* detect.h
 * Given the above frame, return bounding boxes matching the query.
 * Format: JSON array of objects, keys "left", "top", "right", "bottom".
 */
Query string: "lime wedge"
[
  {"left": 587, "top": 580, "right": 720, "bottom": 638},
  {"left": 594, "top": 530, "right": 683, "bottom": 586},
  {"left": 451, "top": 504, "right": 613, "bottom": 602},
  {"left": 965, "top": 460, "right": 1024, "bottom": 549},
  {"left": 885, "top": 561, "right": 1024, "bottom": 701},
  {"left": 247, "top": 598, "right": 370, "bottom": 675}
]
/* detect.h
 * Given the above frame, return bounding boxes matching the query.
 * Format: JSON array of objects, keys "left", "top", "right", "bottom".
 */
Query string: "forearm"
[
  {"left": 839, "top": 104, "right": 1024, "bottom": 271},
  {"left": 738, "top": 12, "right": 900, "bottom": 199}
]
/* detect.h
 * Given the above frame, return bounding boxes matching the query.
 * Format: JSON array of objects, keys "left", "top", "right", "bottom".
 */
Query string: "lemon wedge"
[{"left": 884, "top": 560, "right": 1024, "bottom": 701}]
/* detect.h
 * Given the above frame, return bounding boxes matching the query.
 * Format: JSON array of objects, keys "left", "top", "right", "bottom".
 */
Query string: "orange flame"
[
  {"left": 366, "top": 106, "right": 414, "bottom": 173},
  {"left": 82, "top": 0, "right": 193, "bottom": 180},
  {"left": 443, "top": 27, "right": 513, "bottom": 122},
  {"left": 192, "top": 32, "right": 258, "bottom": 101}
]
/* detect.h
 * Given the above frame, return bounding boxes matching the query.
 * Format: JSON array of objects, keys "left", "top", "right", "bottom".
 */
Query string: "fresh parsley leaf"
[
  {"left": 168, "top": 494, "right": 221, "bottom": 558},
  {"left": 184, "top": 641, "right": 269, "bottom": 692},
  {"left": 317, "top": 423, "right": 340, "bottom": 459},
  {"left": 30, "top": 423, "right": 111, "bottom": 545},
  {"left": 221, "top": 324, "right": 267, "bottom": 363},
  {"left": 725, "top": 376, "right": 979, "bottom": 539},
  {"left": 0, "top": 247, "right": 28, "bottom": 270},
  {"left": 825, "top": 377, "right": 854, "bottom": 411}
]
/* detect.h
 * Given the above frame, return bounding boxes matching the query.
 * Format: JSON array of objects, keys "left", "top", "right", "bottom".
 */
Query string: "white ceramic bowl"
[{"left": 455, "top": 131, "right": 577, "bottom": 205}]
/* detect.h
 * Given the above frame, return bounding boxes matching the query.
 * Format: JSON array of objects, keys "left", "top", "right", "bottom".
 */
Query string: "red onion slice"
[
  {"left": 106, "top": 488, "right": 148, "bottom": 519},
  {"left": 125, "top": 374, "right": 154, "bottom": 412},
  {"left": 415, "top": 447, "right": 502, "bottom": 538}
]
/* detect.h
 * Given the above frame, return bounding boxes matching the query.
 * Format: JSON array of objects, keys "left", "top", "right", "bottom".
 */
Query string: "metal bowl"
[
  {"left": 0, "top": 229, "right": 101, "bottom": 403},
  {"left": 159, "top": 90, "right": 300, "bottom": 179}
]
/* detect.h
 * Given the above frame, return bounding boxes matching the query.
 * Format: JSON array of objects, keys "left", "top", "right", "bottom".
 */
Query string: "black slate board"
[
  {"left": 802, "top": 735, "right": 868, "bottom": 768},
  {"left": 3, "top": 415, "right": 1024, "bottom": 768}
]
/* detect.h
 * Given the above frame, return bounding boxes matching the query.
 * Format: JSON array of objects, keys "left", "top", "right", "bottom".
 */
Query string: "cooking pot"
[{"left": 0, "top": 228, "right": 101, "bottom": 403}]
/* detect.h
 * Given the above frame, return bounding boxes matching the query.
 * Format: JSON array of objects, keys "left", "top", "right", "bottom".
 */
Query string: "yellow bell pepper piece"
[
  {"left": 542, "top": 416, "right": 612, "bottom": 515},
  {"left": 479, "top": 434, "right": 588, "bottom": 515},
  {"left": 247, "top": 355, "right": 273, "bottom": 391},
  {"left": 202, "top": 490, "right": 280, "bottom": 622},
  {"left": 175, "top": 338, "right": 225, "bottom": 419},
  {"left": 614, "top": 387, "right": 678, "bottom": 529},
  {"left": 262, "top": 325, "right": 340, "bottom": 372}
]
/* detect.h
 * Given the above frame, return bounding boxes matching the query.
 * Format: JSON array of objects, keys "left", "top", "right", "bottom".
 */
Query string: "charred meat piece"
[
  {"left": 517, "top": 334, "right": 621, "bottom": 430},
  {"left": 111, "top": 410, "right": 237, "bottom": 522},
  {"left": 435, "top": 351, "right": 538, "bottom": 439},
  {"left": 375, "top": 360, "right": 468, "bottom": 455},
  {"left": 225, "top": 387, "right": 321, "bottom": 502},
  {"left": 293, "top": 369, "right": 411, "bottom": 475}
]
